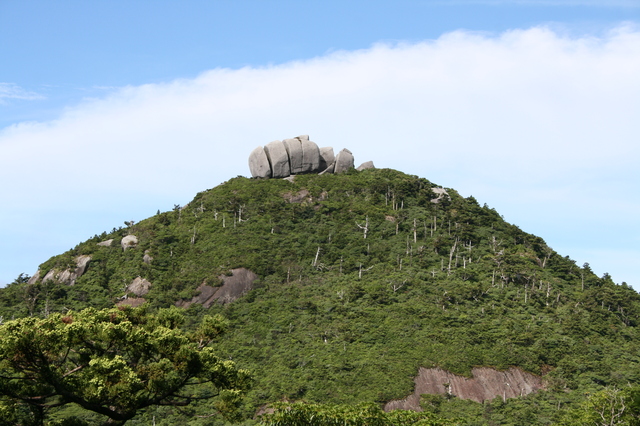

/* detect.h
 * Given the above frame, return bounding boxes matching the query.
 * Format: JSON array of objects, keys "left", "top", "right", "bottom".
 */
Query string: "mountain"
[{"left": 2, "top": 168, "right": 639, "bottom": 425}]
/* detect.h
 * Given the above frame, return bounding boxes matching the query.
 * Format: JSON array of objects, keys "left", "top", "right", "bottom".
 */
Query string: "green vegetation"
[
  {"left": 1, "top": 168, "right": 639, "bottom": 424},
  {"left": 0, "top": 307, "right": 249, "bottom": 425},
  {"left": 260, "top": 401, "right": 455, "bottom": 425}
]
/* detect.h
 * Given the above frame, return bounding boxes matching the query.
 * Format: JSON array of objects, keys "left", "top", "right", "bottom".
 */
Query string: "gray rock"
[
  {"left": 319, "top": 147, "right": 335, "bottom": 173},
  {"left": 431, "top": 188, "right": 450, "bottom": 204},
  {"left": 296, "top": 134, "right": 309, "bottom": 141},
  {"left": 27, "top": 270, "right": 40, "bottom": 285},
  {"left": 75, "top": 255, "right": 91, "bottom": 277},
  {"left": 264, "top": 140, "right": 291, "bottom": 178},
  {"left": 40, "top": 255, "right": 91, "bottom": 286},
  {"left": 334, "top": 148, "right": 355, "bottom": 173},
  {"left": 143, "top": 250, "right": 153, "bottom": 265},
  {"left": 121, "top": 235, "right": 138, "bottom": 250},
  {"left": 301, "top": 139, "right": 321, "bottom": 173},
  {"left": 284, "top": 138, "right": 304, "bottom": 174},
  {"left": 248, "top": 146, "right": 271, "bottom": 178},
  {"left": 42, "top": 270, "right": 56, "bottom": 283},
  {"left": 356, "top": 161, "right": 375, "bottom": 171},
  {"left": 126, "top": 276, "right": 152, "bottom": 297},
  {"left": 97, "top": 239, "right": 113, "bottom": 247},
  {"left": 319, "top": 161, "right": 335, "bottom": 175}
]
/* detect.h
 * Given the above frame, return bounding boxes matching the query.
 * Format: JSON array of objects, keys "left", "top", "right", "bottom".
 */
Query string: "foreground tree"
[
  {"left": 554, "top": 386, "right": 640, "bottom": 426},
  {"left": 259, "top": 401, "right": 457, "bottom": 426},
  {"left": 0, "top": 306, "right": 250, "bottom": 425}
]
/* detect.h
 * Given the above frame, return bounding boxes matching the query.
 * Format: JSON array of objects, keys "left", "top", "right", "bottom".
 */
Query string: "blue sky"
[{"left": 1, "top": 0, "right": 639, "bottom": 288}]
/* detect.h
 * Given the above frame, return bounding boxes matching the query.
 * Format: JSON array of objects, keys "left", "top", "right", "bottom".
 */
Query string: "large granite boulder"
[
  {"left": 319, "top": 147, "right": 335, "bottom": 173},
  {"left": 248, "top": 135, "right": 359, "bottom": 178},
  {"left": 284, "top": 138, "right": 304, "bottom": 174},
  {"left": 248, "top": 146, "right": 271, "bottom": 178},
  {"left": 264, "top": 140, "right": 290, "bottom": 178},
  {"left": 126, "top": 276, "right": 152, "bottom": 297},
  {"left": 121, "top": 235, "right": 138, "bottom": 250},
  {"left": 356, "top": 161, "right": 375, "bottom": 171},
  {"left": 301, "top": 139, "right": 321, "bottom": 173},
  {"left": 334, "top": 148, "right": 355, "bottom": 173}
]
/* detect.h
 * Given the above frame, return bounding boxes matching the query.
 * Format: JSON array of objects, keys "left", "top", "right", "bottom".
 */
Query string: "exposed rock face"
[
  {"left": 248, "top": 146, "right": 271, "bottom": 178},
  {"left": 319, "top": 147, "right": 335, "bottom": 172},
  {"left": 264, "top": 140, "right": 291, "bottom": 178},
  {"left": 143, "top": 250, "right": 153, "bottom": 265},
  {"left": 40, "top": 255, "right": 92, "bottom": 286},
  {"left": 27, "top": 270, "right": 40, "bottom": 285},
  {"left": 248, "top": 135, "right": 366, "bottom": 178},
  {"left": 121, "top": 235, "right": 138, "bottom": 250},
  {"left": 177, "top": 268, "right": 258, "bottom": 308},
  {"left": 284, "top": 138, "right": 304, "bottom": 174},
  {"left": 334, "top": 148, "right": 355, "bottom": 173},
  {"left": 301, "top": 139, "right": 320, "bottom": 173},
  {"left": 356, "top": 161, "right": 375, "bottom": 171},
  {"left": 125, "top": 276, "right": 152, "bottom": 297},
  {"left": 384, "top": 367, "right": 544, "bottom": 411},
  {"left": 431, "top": 188, "right": 450, "bottom": 204},
  {"left": 97, "top": 239, "right": 113, "bottom": 247}
]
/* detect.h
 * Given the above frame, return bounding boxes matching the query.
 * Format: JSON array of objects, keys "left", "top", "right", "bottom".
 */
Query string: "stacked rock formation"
[{"left": 248, "top": 135, "right": 358, "bottom": 179}]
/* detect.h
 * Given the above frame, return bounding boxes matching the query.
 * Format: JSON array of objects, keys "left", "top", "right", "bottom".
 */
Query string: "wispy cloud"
[
  {"left": 0, "top": 83, "right": 44, "bottom": 103},
  {"left": 0, "top": 25, "right": 639, "bottom": 286}
]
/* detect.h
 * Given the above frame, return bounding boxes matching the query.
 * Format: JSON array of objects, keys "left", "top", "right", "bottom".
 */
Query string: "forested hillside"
[{"left": 2, "top": 168, "right": 639, "bottom": 425}]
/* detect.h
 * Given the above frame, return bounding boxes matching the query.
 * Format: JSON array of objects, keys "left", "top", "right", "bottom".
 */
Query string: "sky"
[{"left": 1, "top": 0, "right": 639, "bottom": 289}]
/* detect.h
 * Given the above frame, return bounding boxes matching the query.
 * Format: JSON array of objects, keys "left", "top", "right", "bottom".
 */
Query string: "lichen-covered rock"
[
  {"left": 248, "top": 146, "right": 271, "bottom": 178},
  {"left": 284, "top": 138, "right": 304, "bottom": 174},
  {"left": 334, "top": 148, "right": 355, "bottom": 173},
  {"left": 121, "top": 235, "right": 138, "bottom": 250},
  {"left": 301, "top": 139, "right": 321, "bottom": 173},
  {"left": 356, "top": 161, "right": 375, "bottom": 171},
  {"left": 319, "top": 147, "right": 335, "bottom": 173},
  {"left": 264, "top": 140, "right": 290, "bottom": 178}
]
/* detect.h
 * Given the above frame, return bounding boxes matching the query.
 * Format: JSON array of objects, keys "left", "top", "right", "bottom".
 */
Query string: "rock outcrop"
[
  {"left": 248, "top": 135, "right": 370, "bottom": 179},
  {"left": 177, "top": 268, "right": 258, "bottom": 308},
  {"left": 431, "top": 188, "right": 450, "bottom": 204},
  {"left": 334, "top": 148, "right": 355, "bottom": 173},
  {"left": 125, "top": 276, "right": 152, "bottom": 297},
  {"left": 264, "top": 140, "right": 291, "bottom": 178},
  {"left": 33, "top": 255, "right": 92, "bottom": 286},
  {"left": 319, "top": 147, "right": 335, "bottom": 172},
  {"left": 248, "top": 146, "right": 271, "bottom": 178},
  {"left": 121, "top": 235, "right": 138, "bottom": 250},
  {"left": 384, "top": 367, "right": 544, "bottom": 411},
  {"left": 356, "top": 161, "right": 375, "bottom": 171}
]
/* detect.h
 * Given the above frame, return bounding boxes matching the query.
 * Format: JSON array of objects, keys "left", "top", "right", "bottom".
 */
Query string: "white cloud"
[
  {"left": 1, "top": 25, "right": 639, "bottom": 287},
  {"left": 0, "top": 83, "right": 44, "bottom": 103}
]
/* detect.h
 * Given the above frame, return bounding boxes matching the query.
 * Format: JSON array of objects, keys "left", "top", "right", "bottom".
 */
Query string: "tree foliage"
[
  {"left": 0, "top": 307, "right": 250, "bottom": 425},
  {"left": 259, "top": 401, "right": 456, "bottom": 426},
  {"left": 2, "top": 168, "right": 639, "bottom": 425}
]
